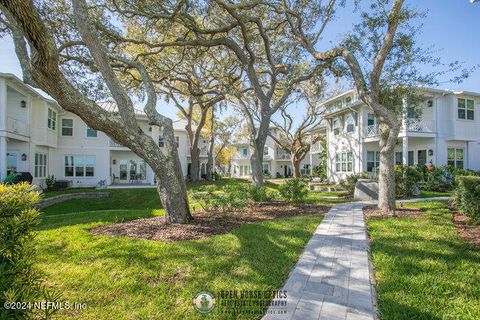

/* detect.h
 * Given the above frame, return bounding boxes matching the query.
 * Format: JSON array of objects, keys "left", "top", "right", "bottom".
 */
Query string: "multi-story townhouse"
[
  {"left": 0, "top": 73, "right": 210, "bottom": 187},
  {"left": 230, "top": 127, "right": 324, "bottom": 178},
  {"left": 320, "top": 89, "right": 480, "bottom": 183}
]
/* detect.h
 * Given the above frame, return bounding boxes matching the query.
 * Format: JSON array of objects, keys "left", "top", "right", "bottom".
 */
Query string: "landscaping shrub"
[
  {"left": 422, "top": 166, "right": 455, "bottom": 192},
  {"left": 454, "top": 176, "right": 480, "bottom": 224},
  {"left": 45, "top": 175, "right": 56, "bottom": 191},
  {"left": 0, "top": 183, "right": 59, "bottom": 319},
  {"left": 278, "top": 179, "right": 308, "bottom": 203},
  {"left": 395, "top": 165, "right": 423, "bottom": 198},
  {"left": 339, "top": 173, "right": 368, "bottom": 196}
]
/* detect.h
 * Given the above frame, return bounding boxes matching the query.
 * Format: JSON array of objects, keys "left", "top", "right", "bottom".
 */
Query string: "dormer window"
[
  {"left": 345, "top": 96, "right": 352, "bottom": 105},
  {"left": 263, "top": 146, "right": 268, "bottom": 155}
]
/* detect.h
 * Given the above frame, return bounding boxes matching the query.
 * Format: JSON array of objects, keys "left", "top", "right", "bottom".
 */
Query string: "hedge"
[{"left": 454, "top": 176, "right": 480, "bottom": 224}]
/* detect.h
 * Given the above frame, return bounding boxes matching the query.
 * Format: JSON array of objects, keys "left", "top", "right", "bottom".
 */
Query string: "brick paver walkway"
[{"left": 264, "top": 202, "right": 374, "bottom": 320}]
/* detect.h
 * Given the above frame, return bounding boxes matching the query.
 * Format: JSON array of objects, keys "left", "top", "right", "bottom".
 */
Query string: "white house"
[
  {"left": 230, "top": 127, "right": 324, "bottom": 178},
  {"left": 317, "top": 89, "right": 480, "bottom": 183},
  {"left": 0, "top": 73, "right": 211, "bottom": 187}
]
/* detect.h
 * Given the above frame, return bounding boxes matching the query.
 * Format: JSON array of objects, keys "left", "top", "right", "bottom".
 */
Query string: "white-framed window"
[
  {"left": 239, "top": 165, "right": 250, "bottom": 177},
  {"left": 34, "top": 153, "right": 47, "bottom": 178},
  {"left": 395, "top": 151, "right": 403, "bottom": 165},
  {"left": 47, "top": 108, "right": 57, "bottom": 130},
  {"left": 333, "top": 119, "right": 340, "bottom": 135},
  {"left": 448, "top": 147, "right": 464, "bottom": 169},
  {"left": 263, "top": 163, "right": 270, "bottom": 174},
  {"left": 335, "top": 151, "right": 353, "bottom": 172},
  {"left": 367, "top": 151, "right": 380, "bottom": 172},
  {"left": 345, "top": 96, "right": 352, "bottom": 105},
  {"left": 65, "top": 155, "right": 95, "bottom": 177},
  {"left": 458, "top": 98, "right": 474, "bottom": 120},
  {"left": 345, "top": 114, "right": 355, "bottom": 133},
  {"left": 367, "top": 113, "right": 376, "bottom": 126},
  {"left": 86, "top": 126, "right": 98, "bottom": 137},
  {"left": 61, "top": 118, "right": 73, "bottom": 136},
  {"left": 242, "top": 148, "right": 248, "bottom": 157},
  {"left": 263, "top": 146, "right": 269, "bottom": 155}
]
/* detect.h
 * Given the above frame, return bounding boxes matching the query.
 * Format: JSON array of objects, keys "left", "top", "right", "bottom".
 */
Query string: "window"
[
  {"left": 47, "top": 108, "right": 56, "bottom": 130},
  {"left": 242, "top": 148, "right": 248, "bottom": 157},
  {"left": 336, "top": 151, "right": 353, "bottom": 172},
  {"left": 408, "top": 151, "right": 414, "bottom": 166},
  {"left": 395, "top": 152, "right": 403, "bottom": 165},
  {"left": 448, "top": 148, "right": 464, "bottom": 169},
  {"left": 367, "top": 151, "right": 380, "bottom": 172},
  {"left": 345, "top": 96, "right": 352, "bottom": 105},
  {"left": 61, "top": 119, "right": 73, "bottom": 136},
  {"left": 263, "top": 163, "right": 270, "bottom": 174},
  {"left": 333, "top": 119, "right": 340, "bottom": 135},
  {"left": 367, "top": 113, "right": 376, "bottom": 126},
  {"left": 158, "top": 135, "right": 164, "bottom": 147},
  {"left": 86, "top": 126, "right": 97, "bottom": 137},
  {"left": 345, "top": 114, "right": 355, "bottom": 133},
  {"left": 263, "top": 146, "right": 269, "bottom": 155},
  {"left": 175, "top": 136, "right": 179, "bottom": 148},
  {"left": 65, "top": 155, "right": 95, "bottom": 177},
  {"left": 458, "top": 98, "right": 474, "bottom": 120},
  {"left": 34, "top": 153, "right": 47, "bottom": 178},
  {"left": 417, "top": 149, "right": 427, "bottom": 166}
]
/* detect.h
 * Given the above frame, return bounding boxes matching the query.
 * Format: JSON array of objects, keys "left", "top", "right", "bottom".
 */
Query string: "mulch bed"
[
  {"left": 451, "top": 211, "right": 480, "bottom": 248},
  {"left": 90, "top": 202, "right": 328, "bottom": 242},
  {"left": 363, "top": 205, "right": 424, "bottom": 219}
]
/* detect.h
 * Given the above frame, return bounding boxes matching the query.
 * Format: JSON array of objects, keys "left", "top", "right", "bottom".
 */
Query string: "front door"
[
  {"left": 283, "top": 164, "right": 292, "bottom": 177},
  {"left": 6, "top": 152, "right": 18, "bottom": 175},
  {"left": 418, "top": 150, "right": 427, "bottom": 166}
]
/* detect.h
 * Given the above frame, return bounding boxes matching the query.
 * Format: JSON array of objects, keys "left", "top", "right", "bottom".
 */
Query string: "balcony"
[
  {"left": 232, "top": 153, "right": 250, "bottom": 160},
  {"left": 110, "top": 139, "right": 128, "bottom": 149},
  {"left": 7, "top": 117, "right": 29, "bottom": 136},
  {"left": 276, "top": 153, "right": 291, "bottom": 160},
  {"left": 310, "top": 142, "right": 323, "bottom": 154},
  {"left": 405, "top": 119, "right": 435, "bottom": 133},
  {"left": 364, "top": 125, "right": 379, "bottom": 138}
]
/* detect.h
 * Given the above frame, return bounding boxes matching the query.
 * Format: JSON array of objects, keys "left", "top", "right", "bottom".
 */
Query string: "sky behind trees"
[{"left": 0, "top": 0, "right": 478, "bottom": 122}]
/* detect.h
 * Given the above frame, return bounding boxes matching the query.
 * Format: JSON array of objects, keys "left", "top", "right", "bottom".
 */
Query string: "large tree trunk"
[
  {"left": 153, "top": 156, "right": 192, "bottom": 224},
  {"left": 250, "top": 145, "right": 264, "bottom": 186},
  {"left": 206, "top": 108, "right": 215, "bottom": 180},
  {"left": 291, "top": 156, "right": 301, "bottom": 178},
  {"left": 190, "top": 147, "right": 200, "bottom": 182},
  {"left": 378, "top": 121, "right": 400, "bottom": 212}
]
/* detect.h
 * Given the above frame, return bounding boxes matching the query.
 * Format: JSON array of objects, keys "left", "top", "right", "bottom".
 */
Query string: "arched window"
[{"left": 345, "top": 114, "right": 355, "bottom": 133}]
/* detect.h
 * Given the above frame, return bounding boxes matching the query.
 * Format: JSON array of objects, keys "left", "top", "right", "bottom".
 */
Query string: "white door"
[{"left": 6, "top": 152, "right": 18, "bottom": 175}]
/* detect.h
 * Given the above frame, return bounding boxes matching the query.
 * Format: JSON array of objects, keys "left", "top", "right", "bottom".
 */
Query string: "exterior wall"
[
  {"left": 324, "top": 89, "right": 480, "bottom": 183},
  {"left": 0, "top": 74, "right": 210, "bottom": 187}
]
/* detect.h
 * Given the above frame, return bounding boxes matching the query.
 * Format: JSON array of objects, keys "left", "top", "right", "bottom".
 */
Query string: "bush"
[
  {"left": 454, "top": 176, "right": 480, "bottom": 224},
  {"left": 45, "top": 175, "right": 56, "bottom": 191},
  {"left": 278, "top": 179, "right": 308, "bottom": 203},
  {"left": 0, "top": 183, "right": 59, "bottom": 319},
  {"left": 339, "top": 173, "right": 368, "bottom": 196},
  {"left": 422, "top": 166, "right": 455, "bottom": 192},
  {"left": 395, "top": 165, "right": 423, "bottom": 198}
]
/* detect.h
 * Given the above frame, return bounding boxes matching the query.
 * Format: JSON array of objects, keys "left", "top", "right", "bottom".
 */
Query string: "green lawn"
[
  {"left": 37, "top": 210, "right": 322, "bottom": 319},
  {"left": 36, "top": 179, "right": 343, "bottom": 319},
  {"left": 367, "top": 201, "right": 480, "bottom": 320},
  {"left": 417, "top": 190, "right": 452, "bottom": 198}
]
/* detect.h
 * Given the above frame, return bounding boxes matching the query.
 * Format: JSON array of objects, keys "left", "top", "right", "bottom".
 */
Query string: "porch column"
[
  {"left": 402, "top": 136, "right": 409, "bottom": 165},
  {"left": 0, "top": 137, "right": 6, "bottom": 181}
]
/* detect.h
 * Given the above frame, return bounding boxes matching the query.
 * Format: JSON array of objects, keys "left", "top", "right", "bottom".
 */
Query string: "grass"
[
  {"left": 367, "top": 201, "right": 480, "bottom": 320},
  {"left": 417, "top": 190, "right": 452, "bottom": 198},
  {"left": 35, "top": 178, "right": 345, "bottom": 319},
  {"left": 37, "top": 210, "right": 322, "bottom": 319}
]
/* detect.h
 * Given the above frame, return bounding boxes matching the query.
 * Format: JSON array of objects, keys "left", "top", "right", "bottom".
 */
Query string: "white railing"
[
  {"left": 276, "top": 153, "right": 291, "bottom": 160},
  {"left": 405, "top": 119, "right": 435, "bottom": 132},
  {"left": 310, "top": 142, "right": 323, "bottom": 154},
  {"left": 364, "top": 125, "right": 379, "bottom": 137},
  {"left": 7, "top": 117, "right": 29, "bottom": 136},
  {"left": 232, "top": 153, "right": 250, "bottom": 160}
]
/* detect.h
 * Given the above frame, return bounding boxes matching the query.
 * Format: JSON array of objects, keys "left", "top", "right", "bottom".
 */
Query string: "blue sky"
[{"left": 0, "top": 0, "right": 479, "bottom": 122}]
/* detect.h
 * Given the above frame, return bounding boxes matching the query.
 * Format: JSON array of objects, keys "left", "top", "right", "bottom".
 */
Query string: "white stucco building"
[
  {"left": 0, "top": 73, "right": 210, "bottom": 187},
  {"left": 318, "top": 89, "right": 480, "bottom": 183},
  {"left": 230, "top": 127, "right": 324, "bottom": 178}
]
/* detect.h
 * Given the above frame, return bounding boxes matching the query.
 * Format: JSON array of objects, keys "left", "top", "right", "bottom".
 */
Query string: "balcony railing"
[
  {"left": 232, "top": 153, "right": 250, "bottom": 160},
  {"left": 364, "top": 125, "right": 379, "bottom": 137},
  {"left": 310, "top": 142, "right": 323, "bottom": 154},
  {"left": 110, "top": 139, "right": 127, "bottom": 148},
  {"left": 276, "top": 153, "right": 291, "bottom": 160},
  {"left": 7, "top": 117, "right": 29, "bottom": 136},
  {"left": 405, "top": 119, "right": 435, "bottom": 132}
]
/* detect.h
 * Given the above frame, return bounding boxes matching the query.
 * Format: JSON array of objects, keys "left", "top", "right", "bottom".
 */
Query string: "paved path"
[
  {"left": 264, "top": 197, "right": 451, "bottom": 320},
  {"left": 264, "top": 202, "right": 374, "bottom": 320}
]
